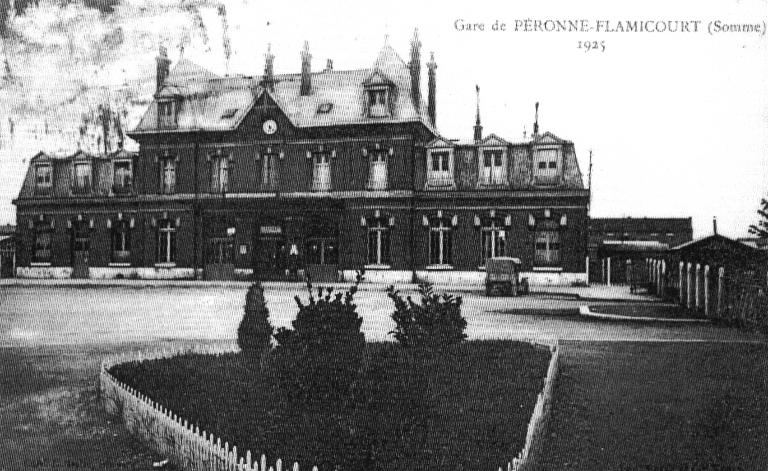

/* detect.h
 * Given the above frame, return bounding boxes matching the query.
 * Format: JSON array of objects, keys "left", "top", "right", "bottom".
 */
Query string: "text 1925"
[{"left": 578, "top": 40, "right": 606, "bottom": 52}]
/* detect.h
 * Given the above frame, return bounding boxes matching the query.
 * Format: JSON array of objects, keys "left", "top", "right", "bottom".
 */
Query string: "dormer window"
[
  {"left": 480, "top": 149, "right": 506, "bottom": 186},
  {"left": 367, "top": 87, "right": 391, "bottom": 118},
  {"left": 73, "top": 162, "right": 91, "bottom": 194},
  {"left": 158, "top": 100, "right": 177, "bottom": 129},
  {"left": 426, "top": 149, "right": 455, "bottom": 189},
  {"left": 533, "top": 146, "right": 562, "bottom": 186},
  {"left": 35, "top": 164, "right": 52, "bottom": 195}
]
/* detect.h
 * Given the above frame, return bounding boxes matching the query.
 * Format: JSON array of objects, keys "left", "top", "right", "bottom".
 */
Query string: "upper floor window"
[
  {"left": 481, "top": 219, "right": 507, "bottom": 266},
  {"left": 429, "top": 217, "right": 453, "bottom": 267},
  {"left": 113, "top": 160, "right": 132, "bottom": 194},
  {"left": 159, "top": 157, "right": 176, "bottom": 195},
  {"left": 367, "top": 149, "right": 388, "bottom": 190},
  {"left": 73, "top": 162, "right": 91, "bottom": 194},
  {"left": 533, "top": 147, "right": 561, "bottom": 186},
  {"left": 427, "top": 150, "right": 454, "bottom": 189},
  {"left": 35, "top": 164, "right": 52, "bottom": 194},
  {"left": 33, "top": 219, "right": 53, "bottom": 264},
  {"left": 158, "top": 100, "right": 177, "bottom": 128},
  {"left": 111, "top": 220, "right": 131, "bottom": 264},
  {"left": 367, "top": 88, "right": 390, "bottom": 118},
  {"left": 367, "top": 218, "right": 391, "bottom": 266},
  {"left": 261, "top": 153, "right": 278, "bottom": 190},
  {"left": 210, "top": 153, "right": 229, "bottom": 193},
  {"left": 481, "top": 150, "right": 505, "bottom": 186},
  {"left": 312, "top": 151, "right": 331, "bottom": 192},
  {"left": 157, "top": 219, "right": 177, "bottom": 264}
]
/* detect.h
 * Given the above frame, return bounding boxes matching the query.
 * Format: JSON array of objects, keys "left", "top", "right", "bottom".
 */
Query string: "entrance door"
[
  {"left": 255, "top": 229, "right": 286, "bottom": 280},
  {"left": 204, "top": 221, "right": 235, "bottom": 280},
  {"left": 0, "top": 253, "right": 13, "bottom": 278},
  {"left": 71, "top": 221, "right": 90, "bottom": 279},
  {"left": 305, "top": 236, "right": 339, "bottom": 282}
]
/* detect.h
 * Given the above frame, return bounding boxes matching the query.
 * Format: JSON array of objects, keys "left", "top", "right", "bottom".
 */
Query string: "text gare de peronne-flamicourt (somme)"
[{"left": 454, "top": 19, "right": 705, "bottom": 33}]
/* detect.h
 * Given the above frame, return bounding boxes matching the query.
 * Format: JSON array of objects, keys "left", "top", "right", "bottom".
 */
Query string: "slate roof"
[
  {"left": 132, "top": 44, "right": 435, "bottom": 135},
  {"left": 590, "top": 217, "right": 693, "bottom": 235}
]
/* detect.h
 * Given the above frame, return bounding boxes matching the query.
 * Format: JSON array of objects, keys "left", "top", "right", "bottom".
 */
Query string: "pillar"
[
  {"left": 695, "top": 264, "right": 701, "bottom": 311},
  {"left": 679, "top": 261, "right": 685, "bottom": 305},
  {"left": 607, "top": 257, "right": 612, "bottom": 287},
  {"left": 585, "top": 256, "right": 590, "bottom": 284},
  {"left": 704, "top": 265, "right": 710, "bottom": 317},
  {"left": 660, "top": 261, "right": 666, "bottom": 298},
  {"left": 601, "top": 258, "right": 606, "bottom": 284},
  {"left": 717, "top": 267, "right": 725, "bottom": 317},
  {"left": 686, "top": 263, "right": 693, "bottom": 309}
]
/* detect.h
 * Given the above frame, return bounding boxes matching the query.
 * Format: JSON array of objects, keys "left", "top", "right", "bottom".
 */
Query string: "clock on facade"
[{"left": 262, "top": 119, "right": 278, "bottom": 135}]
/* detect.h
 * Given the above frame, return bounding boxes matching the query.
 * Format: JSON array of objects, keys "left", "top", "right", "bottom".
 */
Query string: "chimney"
[
  {"left": 427, "top": 52, "right": 437, "bottom": 126},
  {"left": 155, "top": 45, "right": 171, "bottom": 95},
  {"left": 325, "top": 59, "right": 333, "bottom": 71},
  {"left": 300, "top": 41, "right": 312, "bottom": 96},
  {"left": 713, "top": 216, "right": 718, "bottom": 235},
  {"left": 409, "top": 29, "right": 421, "bottom": 108},
  {"left": 533, "top": 102, "right": 540, "bottom": 137},
  {"left": 261, "top": 43, "right": 275, "bottom": 92},
  {"left": 473, "top": 85, "right": 482, "bottom": 143}
]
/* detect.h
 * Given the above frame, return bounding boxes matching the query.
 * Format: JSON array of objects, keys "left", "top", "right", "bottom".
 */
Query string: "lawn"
[
  {"left": 534, "top": 341, "right": 768, "bottom": 470},
  {"left": 110, "top": 340, "right": 551, "bottom": 471}
]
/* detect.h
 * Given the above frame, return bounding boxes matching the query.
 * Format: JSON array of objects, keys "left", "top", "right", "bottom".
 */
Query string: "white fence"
[
  {"left": 505, "top": 340, "right": 560, "bottom": 471},
  {"left": 101, "top": 341, "right": 561, "bottom": 471},
  {"left": 100, "top": 345, "right": 316, "bottom": 471}
]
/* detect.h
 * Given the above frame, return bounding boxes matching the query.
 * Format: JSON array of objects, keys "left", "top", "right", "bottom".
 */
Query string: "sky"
[{"left": 0, "top": 0, "right": 766, "bottom": 239}]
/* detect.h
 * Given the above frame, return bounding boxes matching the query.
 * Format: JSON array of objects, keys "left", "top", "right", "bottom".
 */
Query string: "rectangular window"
[
  {"left": 33, "top": 221, "right": 52, "bottom": 263},
  {"left": 533, "top": 148, "right": 561, "bottom": 186},
  {"left": 35, "top": 165, "right": 52, "bottom": 191},
  {"left": 261, "top": 153, "right": 277, "bottom": 189},
  {"left": 160, "top": 158, "right": 176, "bottom": 194},
  {"left": 481, "top": 150, "right": 504, "bottom": 185},
  {"left": 73, "top": 163, "right": 91, "bottom": 193},
  {"left": 113, "top": 161, "right": 132, "bottom": 193},
  {"left": 367, "top": 150, "right": 388, "bottom": 190},
  {"left": 481, "top": 222, "right": 507, "bottom": 265},
  {"left": 427, "top": 151, "right": 454, "bottom": 189},
  {"left": 429, "top": 219, "right": 453, "bottom": 266},
  {"left": 157, "top": 219, "right": 177, "bottom": 264},
  {"left": 111, "top": 220, "right": 131, "bottom": 264},
  {"left": 210, "top": 155, "right": 229, "bottom": 193},
  {"left": 535, "top": 230, "right": 560, "bottom": 265},
  {"left": 367, "top": 220, "right": 391, "bottom": 265},
  {"left": 158, "top": 101, "right": 176, "bottom": 128},
  {"left": 312, "top": 152, "right": 331, "bottom": 192}
]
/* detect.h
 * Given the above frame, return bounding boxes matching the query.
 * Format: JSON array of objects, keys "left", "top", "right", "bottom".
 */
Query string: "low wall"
[
  {"left": 100, "top": 345, "right": 313, "bottom": 471},
  {"left": 17, "top": 266, "right": 73, "bottom": 279}
]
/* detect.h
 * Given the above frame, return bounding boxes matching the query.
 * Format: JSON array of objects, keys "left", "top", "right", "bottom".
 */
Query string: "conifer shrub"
[
  {"left": 237, "top": 282, "right": 274, "bottom": 357},
  {"left": 386, "top": 282, "right": 467, "bottom": 348},
  {"left": 272, "top": 271, "right": 366, "bottom": 405}
]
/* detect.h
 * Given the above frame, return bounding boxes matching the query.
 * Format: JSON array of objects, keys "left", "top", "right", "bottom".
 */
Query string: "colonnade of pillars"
[{"left": 647, "top": 258, "right": 725, "bottom": 317}]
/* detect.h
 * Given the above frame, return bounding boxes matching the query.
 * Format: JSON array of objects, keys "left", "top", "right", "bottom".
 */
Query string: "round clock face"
[{"left": 262, "top": 119, "right": 277, "bottom": 135}]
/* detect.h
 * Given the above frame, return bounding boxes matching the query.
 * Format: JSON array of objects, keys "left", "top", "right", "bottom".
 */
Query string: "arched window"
[{"left": 111, "top": 220, "right": 131, "bottom": 264}]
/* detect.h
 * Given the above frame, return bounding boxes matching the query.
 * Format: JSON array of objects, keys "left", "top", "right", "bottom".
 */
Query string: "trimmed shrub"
[
  {"left": 272, "top": 272, "right": 366, "bottom": 406},
  {"left": 386, "top": 282, "right": 467, "bottom": 348},
  {"left": 237, "top": 282, "right": 274, "bottom": 356}
]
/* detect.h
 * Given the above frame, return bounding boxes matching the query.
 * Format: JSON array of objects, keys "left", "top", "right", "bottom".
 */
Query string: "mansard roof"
[{"left": 131, "top": 43, "right": 434, "bottom": 135}]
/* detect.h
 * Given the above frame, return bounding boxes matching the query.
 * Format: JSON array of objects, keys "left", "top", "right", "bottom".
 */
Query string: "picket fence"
[
  {"left": 101, "top": 341, "right": 561, "bottom": 471},
  {"left": 504, "top": 340, "right": 560, "bottom": 471},
  {"left": 100, "top": 344, "right": 316, "bottom": 471}
]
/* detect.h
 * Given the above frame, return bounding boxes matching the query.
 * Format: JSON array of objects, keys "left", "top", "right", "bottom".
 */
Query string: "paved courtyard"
[{"left": 0, "top": 282, "right": 764, "bottom": 470}]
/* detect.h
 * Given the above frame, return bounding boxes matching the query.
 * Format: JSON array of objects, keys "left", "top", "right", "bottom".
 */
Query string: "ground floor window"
[
  {"left": 111, "top": 220, "right": 131, "bottom": 263},
  {"left": 33, "top": 221, "right": 52, "bottom": 263},
  {"left": 157, "top": 219, "right": 177, "bottom": 264},
  {"left": 535, "top": 229, "right": 560, "bottom": 265},
  {"left": 429, "top": 218, "right": 453, "bottom": 266},
  {"left": 305, "top": 237, "right": 338, "bottom": 265},
  {"left": 481, "top": 221, "right": 507, "bottom": 265},
  {"left": 71, "top": 221, "right": 90, "bottom": 253},
  {"left": 367, "top": 219, "right": 391, "bottom": 265}
]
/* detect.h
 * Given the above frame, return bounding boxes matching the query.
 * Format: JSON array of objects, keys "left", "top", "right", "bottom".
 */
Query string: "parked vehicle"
[{"left": 485, "top": 257, "right": 529, "bottom": 296}]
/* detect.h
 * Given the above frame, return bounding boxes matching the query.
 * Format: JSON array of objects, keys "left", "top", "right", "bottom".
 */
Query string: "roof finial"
[
  {"left": 713, "top": 216, "right": 718, "bottom": 235},
  {"left": 533, "top": 101, "right": 540, "bottom": 137},
  {"left": 384, "top": 33, "right": 389, "bottom": 45},
  {"left": 473, "top": 84, "right": 482, "bottom": 143}
]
